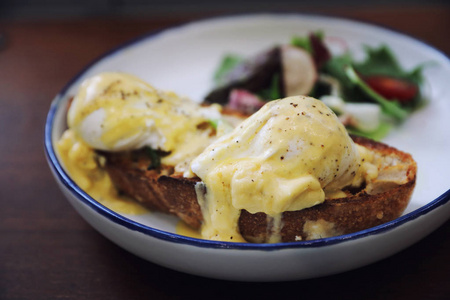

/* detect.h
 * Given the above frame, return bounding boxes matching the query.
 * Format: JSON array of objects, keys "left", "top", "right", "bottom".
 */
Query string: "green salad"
[{"left": 205, "top": 32, "right": 427, "bottom": 140}]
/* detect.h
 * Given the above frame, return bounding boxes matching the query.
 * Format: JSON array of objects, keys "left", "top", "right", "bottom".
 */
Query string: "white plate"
[{"left": 45, "top": 13, "right": 450, "bottom": 282}]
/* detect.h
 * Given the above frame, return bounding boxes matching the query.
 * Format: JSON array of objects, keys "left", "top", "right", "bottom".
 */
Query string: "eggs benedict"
[
  {"left": 57, "top": 72, "right": 416, "bottom": 243},
  {"left": 190, "top": 96, "right": 377, "bottom": 242},
  {"left": 56, "top": 72, "right": 234, "bottom": 213}
]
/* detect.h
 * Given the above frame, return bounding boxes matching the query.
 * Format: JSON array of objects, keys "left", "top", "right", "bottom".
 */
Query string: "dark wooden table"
[{"left": 1, "top": 6, "right": 449, "bottom": 300}]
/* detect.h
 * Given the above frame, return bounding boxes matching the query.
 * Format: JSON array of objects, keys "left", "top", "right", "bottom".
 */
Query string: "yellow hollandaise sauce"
[
  {"left": 176, "top": 221, "right": 203, "bottom": 239},
  {"left": 56, "top": 129, "right": 147, "bottom": 215}
]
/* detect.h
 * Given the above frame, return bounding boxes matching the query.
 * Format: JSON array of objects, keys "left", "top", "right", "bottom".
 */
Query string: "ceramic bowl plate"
[{"left": 45, "top": 13, "right": 450, "bottom": 282}]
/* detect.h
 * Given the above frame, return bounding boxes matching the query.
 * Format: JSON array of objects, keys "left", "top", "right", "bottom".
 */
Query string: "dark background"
[{"left": 1, "top": 0, "right": 449, "bottom": 20}]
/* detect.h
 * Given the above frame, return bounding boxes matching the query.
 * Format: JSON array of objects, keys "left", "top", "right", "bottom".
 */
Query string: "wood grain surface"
[{"left": 1, "top": 6, "right": 449, "bottom": 300}]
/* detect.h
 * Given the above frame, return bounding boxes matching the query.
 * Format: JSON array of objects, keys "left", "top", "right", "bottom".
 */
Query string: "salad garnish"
[{"left": 206, "top": 32, "right": 427, "bottom": 140}]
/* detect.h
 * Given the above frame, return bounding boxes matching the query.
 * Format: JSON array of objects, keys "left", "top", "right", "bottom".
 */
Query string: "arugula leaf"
[
  {"left": 406, "top": 64, "right": 426, "bottom": 86},
  {"left": 291, "top": 36, "right": 312, "bottom": 53},
  {"left": 322, "top": 53, "right": 354, "bottom": 89},
  {"left": 355, "top": 45, "right": 403, "bottom": 76},
  {"left": 208, "top": 119, "right": 219, "bottom": 129},
  {"left": 347, "top": 122, "right": 392, "bottom": 141},
  {"left": 290, "top": 31, "right": 325, "bottom": 53},
  {"left": 144, "top": 147, "right": 161, "bottom": 170},
  {"left": 345, "top": 66, "right": 409, "bottom": 120},
  {"left": 354, "top": 45, "right": 426, "bottom": 108},
  {"left": 258, "top": 73, "right": 281, "bottom": 100},
  {"left": 322, "top": 43, "right": 427, "bottom": 122},
  {"left": 213, "top": 54, "right": 243, "bottom": 86},
  {"left": 354, "top": 45, "right": 424, "bottom": 84},
  {"left": 313, "top": 30, "right": 325, "bottom": 41}
]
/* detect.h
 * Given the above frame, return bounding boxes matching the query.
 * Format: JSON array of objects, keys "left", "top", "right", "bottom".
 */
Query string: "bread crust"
[
  {"left": 102, "top": 135, "right": 416, "bottom": 242},
  {"left": 102, "top": 151, "right": 203, "bottom": 228}
]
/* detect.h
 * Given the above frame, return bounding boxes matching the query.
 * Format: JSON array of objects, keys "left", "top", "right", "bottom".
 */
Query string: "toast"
[{"left": 101, "top": 135, "right": 416, "bottom": 242}]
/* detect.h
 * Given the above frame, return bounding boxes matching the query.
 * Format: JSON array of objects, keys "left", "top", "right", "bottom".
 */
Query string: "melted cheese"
[{"left": 190, "top": 96, "right": 368, "bottom": 242}]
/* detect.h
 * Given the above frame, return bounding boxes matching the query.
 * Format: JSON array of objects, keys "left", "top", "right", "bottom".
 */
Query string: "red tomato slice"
[{"left": 364, "top": 75, "right": 418, "bottom": 103}]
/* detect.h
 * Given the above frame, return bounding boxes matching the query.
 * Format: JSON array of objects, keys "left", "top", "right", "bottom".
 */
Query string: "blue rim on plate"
[{"left": 44, "top": 13, "right": 450, "bottom": 251}]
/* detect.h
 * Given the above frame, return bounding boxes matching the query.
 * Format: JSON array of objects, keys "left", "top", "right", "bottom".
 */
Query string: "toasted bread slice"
[
  {"left": 101, "top": 135, "right": 416, "bottom": 242},
  {"left": 102, "top": 150, "right": 203, "bottom": 229}
]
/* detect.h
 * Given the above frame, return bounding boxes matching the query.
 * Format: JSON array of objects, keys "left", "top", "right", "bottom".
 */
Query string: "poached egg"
[{"left": 67, "top": 72, "right": 225, "bottom": 174}]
